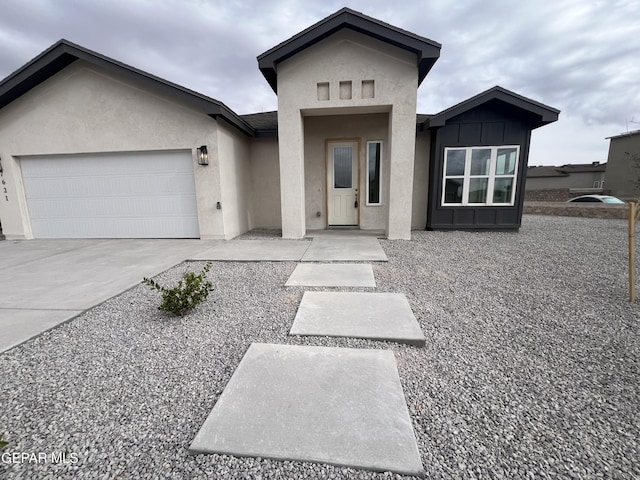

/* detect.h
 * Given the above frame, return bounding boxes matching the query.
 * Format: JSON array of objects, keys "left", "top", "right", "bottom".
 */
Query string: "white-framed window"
[
  {"left": 593, "top": 180, "right": 600, "bottom": 188},
  {"left": 442, "top": 145, "right": 519, "bottom": 206},
  {"left": 366, "top": 141, "right": 382, "bottom": 205}
]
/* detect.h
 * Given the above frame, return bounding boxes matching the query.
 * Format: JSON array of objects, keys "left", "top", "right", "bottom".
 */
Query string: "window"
[
  {"left": 366, "top": 141, "right": 382, "bottom": 205},
  {"left": 442, "top": 146, "right": 519, "bottom": 206}
]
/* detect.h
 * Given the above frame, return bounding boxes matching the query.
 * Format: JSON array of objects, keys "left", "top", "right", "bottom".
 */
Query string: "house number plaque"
[{"left": 1, "top": 173, "right": 7, "bottom": 202}]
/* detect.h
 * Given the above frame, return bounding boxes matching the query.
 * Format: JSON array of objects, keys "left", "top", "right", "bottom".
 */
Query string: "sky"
[{"left": 0, "top": 0, "right": 638, "bottom": 166}]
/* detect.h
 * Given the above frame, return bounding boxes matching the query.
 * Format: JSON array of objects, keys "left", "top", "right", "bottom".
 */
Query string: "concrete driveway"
[
  {"left": 0, "top": 234, "right": 386, "bottom": 354},
  {"left": 0, "top": 239, "right": 212, "bottom": 353}
]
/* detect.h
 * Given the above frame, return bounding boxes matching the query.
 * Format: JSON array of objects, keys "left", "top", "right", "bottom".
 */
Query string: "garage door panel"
[
  {"left": 28, "top": 196, "right": 198, "bottom": 218},
  {"left": 23, "top": 172, "right": 195, "bottom": 197},
  {"left": 21, "top": 151, "right": 200, "bottom": 239}
]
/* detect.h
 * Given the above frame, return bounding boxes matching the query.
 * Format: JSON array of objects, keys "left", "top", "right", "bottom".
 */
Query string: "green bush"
[
  {"left": 143, "top": 262, "right": 214, "bottom": 316},
  {"left": 0, "top": 434, "right": 7, "bottom": 450}
]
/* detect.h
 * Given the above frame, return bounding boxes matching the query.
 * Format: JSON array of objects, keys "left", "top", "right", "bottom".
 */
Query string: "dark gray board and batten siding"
[{"left": 427, "top": 101, "right": 537, "bottom": 231}]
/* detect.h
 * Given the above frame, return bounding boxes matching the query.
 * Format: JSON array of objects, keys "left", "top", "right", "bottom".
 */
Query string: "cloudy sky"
[{"left": 0, "top": 0, "right": 638, "bottom": 166}]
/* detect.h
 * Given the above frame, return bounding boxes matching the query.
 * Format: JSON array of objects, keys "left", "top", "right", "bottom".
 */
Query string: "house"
[
  {"left": 525, "top": 162, "right": 607, "bottom": 201},
  {"left": 0, "top": 8, "right": 559, "bottom": 241},
  {"left": 604, "top": 130, "right": 640, "bottom": 200}
]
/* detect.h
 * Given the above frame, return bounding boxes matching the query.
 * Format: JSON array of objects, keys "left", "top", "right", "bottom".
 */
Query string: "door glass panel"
[
  {"left": 334, "top": 147, "right": 352, "bottom": 189},
  {"left": 367, "top": 142, "right": 381, "bottom": 204}
]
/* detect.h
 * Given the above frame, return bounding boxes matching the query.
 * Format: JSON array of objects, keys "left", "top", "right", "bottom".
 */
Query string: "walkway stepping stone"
[
  {"left": 285, "top": 263, "right": 375, "bottom": 287},
  {"left": 290, "top": 292, "right": 425, "bottom": 346},
  {"left": 302, "top": 236, "right": 387, "bottom": 262},
  {"left": 189, "top": 343, "right": 424, "bottom": 476}
]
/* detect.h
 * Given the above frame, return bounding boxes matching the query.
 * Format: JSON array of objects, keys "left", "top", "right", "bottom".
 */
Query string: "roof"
[
  {"left": 606, "top": 129, "right": 640, "bottom": 140},
  {"left": 425, "top": 86, "right": 560, "bottom": 129},
  {"left": 527, "top": 163, "right": 606, "bottom": 178},
  {"left": 257, "top": 7, "right": 441, "bottom": 93},
  {"left": 240, "top": 111, "right": 278, "bottom": 137},
  {"left": 526, "top": 166, "right": 569, "bottom": 178},
  {"left": 0, "top": 39, "right": 255, "bottom": 136},
  {"left": 240, "top": 111, "right": 433, "bottom": 137}
]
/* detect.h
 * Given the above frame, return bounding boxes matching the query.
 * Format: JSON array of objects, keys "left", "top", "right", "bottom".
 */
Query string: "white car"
[{"left": 567, "top": 195, "right": 625, "bottom": 204}]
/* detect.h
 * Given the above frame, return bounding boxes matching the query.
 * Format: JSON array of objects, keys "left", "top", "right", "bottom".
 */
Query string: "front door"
[{"left": 327, "top": 141, "right": 358, "bottom": 225}]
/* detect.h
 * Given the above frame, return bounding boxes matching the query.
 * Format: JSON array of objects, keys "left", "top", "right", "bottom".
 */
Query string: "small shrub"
[
  {"left": 143, "top": 262, "right": 214, "bottom": 316},
  {"left": 0, "top": 434, "right": 7, "bottom": 450}
]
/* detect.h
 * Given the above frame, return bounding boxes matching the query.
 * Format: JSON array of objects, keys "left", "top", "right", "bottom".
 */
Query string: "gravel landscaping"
[{"left": 1, "top": 214, "right": 639, "bottom": 479}]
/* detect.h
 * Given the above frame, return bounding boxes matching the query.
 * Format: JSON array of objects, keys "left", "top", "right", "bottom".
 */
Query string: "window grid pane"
[
  {"left": 444, "top": 179, "right": 463, "bottom": 203},
  {"left": 493, "top": 178, "right": 513, "bottom": 203},
  {"left": 496, "top": 148, "right": 517, "bottom": 175},
  {"left": 470, "top": 149, "right": 491, "bottom": 176},
  {"left": 445, "top": 150, "right": 466, "bottom": 176},
  {"left": 468, "top": 178, "right": 488, "bottom": 203}
]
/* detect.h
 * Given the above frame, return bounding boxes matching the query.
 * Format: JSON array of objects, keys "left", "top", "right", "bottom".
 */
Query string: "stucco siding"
[
  {"left": 605, "top": 134, "right": 640, "bottom": 199},
  {"left": 525, "top": 172, "right": 605, "bottom": 190},
  {"left": 412, "top": 130, "right": 430, "bottom": 229},
  {"left": 217, "top": 121, "right": 252, "bottom": 239},
  {"left": 249, "top": 138, "right": 282, "bottom": 229},
  {"left": 276, "top": 29, "right": 419, "bottom": 238},
  {"left": 0, "top": 61, "right": 223, "bottom": 239}
]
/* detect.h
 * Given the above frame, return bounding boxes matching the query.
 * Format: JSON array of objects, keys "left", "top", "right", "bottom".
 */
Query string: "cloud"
[{"left": 0, "top": 0, "right": 638, "bottom": 164}]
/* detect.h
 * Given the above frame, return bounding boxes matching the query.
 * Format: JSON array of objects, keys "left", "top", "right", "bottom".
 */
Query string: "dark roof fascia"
[
  {"left": 0, "top": 39, "right": 255, "bottom": 137},
  {"left": 257, "top": 8, "right": 441, "bottom": 93},
  {"left": 425, "top": 86, "right": 560, "bottom": 130}
]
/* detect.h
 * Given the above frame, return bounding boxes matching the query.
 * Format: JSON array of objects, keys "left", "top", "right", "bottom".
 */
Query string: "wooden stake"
[{"left": 630, "top": 201, "right": 636, "bottom": 302}]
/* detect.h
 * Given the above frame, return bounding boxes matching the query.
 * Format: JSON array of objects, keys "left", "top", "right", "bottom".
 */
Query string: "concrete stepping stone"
[
  {"left": 290, "top": 292, "right": 425, "bottom": 346},
  {"left": 302, "top": 236, "right": 387, "bottom": 262},
  {"left": 189, "top": 343, "right": 424, "bottom": 477},
  {"left": 285, "top": 263, "right": 375, "bottom": 287}
]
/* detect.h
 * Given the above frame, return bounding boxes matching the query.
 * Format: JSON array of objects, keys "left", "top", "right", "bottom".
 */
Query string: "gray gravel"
[{"left": 1, "top": 214, "right": 639, "bottom": 479}]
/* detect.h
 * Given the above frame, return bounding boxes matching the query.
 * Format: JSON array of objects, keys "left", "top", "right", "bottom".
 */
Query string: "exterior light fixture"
[
  {"left": 0, "top": 157, "right": 3, "bottom": 174},
  {"left": 197, "top": 145, "right": 208, "bottom": 166}
]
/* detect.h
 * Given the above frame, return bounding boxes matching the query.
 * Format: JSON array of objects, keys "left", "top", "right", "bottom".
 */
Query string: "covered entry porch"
[{"left": 279, "top": 107, "right": 417, "bottom": 239}]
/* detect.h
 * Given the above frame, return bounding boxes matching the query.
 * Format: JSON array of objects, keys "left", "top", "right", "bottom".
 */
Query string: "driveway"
[
  {"left": 0, "top": 239, "right": 211, "bottom": 353},
  {"left": 0, "top": 234, "right": 387, "bottom": 353}
]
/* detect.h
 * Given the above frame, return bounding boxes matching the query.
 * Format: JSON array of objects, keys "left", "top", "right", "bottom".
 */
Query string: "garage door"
[{"left": 21, "top": 151, "right": 200, "bottom": 238}]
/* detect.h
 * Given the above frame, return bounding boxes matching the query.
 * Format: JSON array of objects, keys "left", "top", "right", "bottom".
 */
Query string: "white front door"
[{"left": 327, "top": 141, "right": 358, "bottom": 226}]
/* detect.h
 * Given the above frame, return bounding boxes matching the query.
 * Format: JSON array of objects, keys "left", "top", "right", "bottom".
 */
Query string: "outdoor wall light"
[
  {"left": 0, "top": 157, "right": 3, "bottom": 174},
  {"left": 197, "top": 145, "right": 208, "bottom": 166}
]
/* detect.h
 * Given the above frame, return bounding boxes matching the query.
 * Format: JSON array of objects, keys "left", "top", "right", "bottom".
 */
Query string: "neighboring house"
[
  {"left": 0, "top": 8, "right": 559, "bottom": 240},
  {"left": 604, "top": 130, "right": 640, "bottom": 200},
  {"left": 526, "top": 163, "right": 607, "bottom": 190}
]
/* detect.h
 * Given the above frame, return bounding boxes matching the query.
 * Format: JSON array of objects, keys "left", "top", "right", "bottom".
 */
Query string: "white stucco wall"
[
  {"left": 411, "top": 130, "right": 431, "bottom": 230},
  {"left": 217, "top": 121, "right": 253, "bottom": 239},
  {"left": 276, "top": 29, "right": 420, "bottom": 239},
  {"left": 0, "top": 61, "right": 224, "bottom": 239},
  {"left": 304, "top": 114, "right": 389, "bottom": 230},
  {"left": 249, "top": 138, "right": 282, "bottom": 229}
]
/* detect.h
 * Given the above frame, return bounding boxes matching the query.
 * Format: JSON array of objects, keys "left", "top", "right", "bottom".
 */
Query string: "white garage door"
[{"left": 21, "top": 151, "right": 200, "bottom": 238}]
